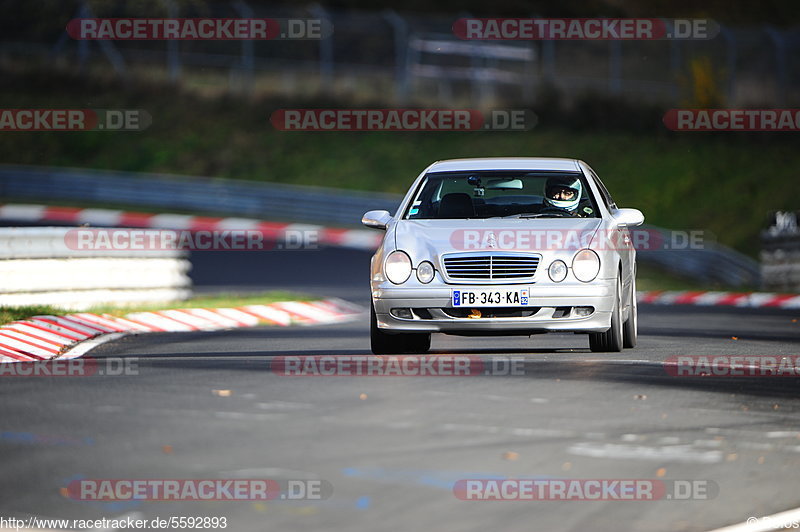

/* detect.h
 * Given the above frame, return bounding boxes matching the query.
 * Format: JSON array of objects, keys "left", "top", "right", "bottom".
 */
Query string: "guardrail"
[
  {"left": 0, "top": 165, "right": 400, "bottom": 227},
  {"left": 0, "top": 227, "right": 191, "bottom": 309},
  {"left": 0, "top": 164, "right": 761, "bottom": 287},
  {"left": 636, "top": 231, "right": 761, "bottom": 288}
]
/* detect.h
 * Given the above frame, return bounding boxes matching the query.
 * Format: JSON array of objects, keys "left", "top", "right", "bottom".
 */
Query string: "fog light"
[
  {"left": 391, "top": 308, "right": 413, "bottom": 319},
  {"left": 574, "top": 306, "right": 594, "bottom": 317}
]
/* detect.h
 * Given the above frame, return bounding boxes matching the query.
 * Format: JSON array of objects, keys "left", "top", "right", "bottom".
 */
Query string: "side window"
[{"left": 588, "top": 169, "right": 617, "bottom": 210}]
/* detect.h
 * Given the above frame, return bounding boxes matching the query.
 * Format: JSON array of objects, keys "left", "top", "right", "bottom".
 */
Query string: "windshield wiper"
[
  {"left": 488, "top": 213, "right": 571, "bottom": 219},
  {"left": 519, "top": 213, "right": 572, "bottom": 218}
]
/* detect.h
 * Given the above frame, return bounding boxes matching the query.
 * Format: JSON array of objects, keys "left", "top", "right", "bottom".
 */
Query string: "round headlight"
[
  {"left": 573, "top": 249, "right": 600, "bottom": 282},
  {"left": 385, "top": 251, "right": 412, "bottom": 284},
  {"left": 417, "top": 261, "right": 435, "bottom": 284},
  {"left": 548, "top": 260, "right": 568, "bottom": 282}
]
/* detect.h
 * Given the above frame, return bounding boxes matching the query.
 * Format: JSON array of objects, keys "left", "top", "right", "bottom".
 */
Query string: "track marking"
[{"left": 568, "top": 441, "right": 723, "bottom": 463}]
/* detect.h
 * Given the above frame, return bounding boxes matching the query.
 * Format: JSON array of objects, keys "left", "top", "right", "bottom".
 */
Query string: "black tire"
[
  {"left": 589, "top": 276, "right": 623, "bottom": 353},
  {"left": 588, "top": 328, "right": 606, "bottom": 352},
  {"left": 370, "top": 303, "right": 431, "bottom": 355},
  {"left": 622, "top": 273, "right": 638, "bottom": 349}
]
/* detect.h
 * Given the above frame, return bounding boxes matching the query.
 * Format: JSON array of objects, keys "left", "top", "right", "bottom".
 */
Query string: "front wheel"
[
  {"left": 622, "top": 274, "right": 638, "bottom": 349},
  {"left": 589, "top": 276, "right": 623, "bottom": 352},
  {"left": 370, "top": 303, "right": 431, "bottom": 355}
]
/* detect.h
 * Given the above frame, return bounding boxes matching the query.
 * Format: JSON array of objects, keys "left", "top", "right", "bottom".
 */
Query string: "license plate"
[{"left": 452, "top": 288, "right": 530, "bottom": 307}]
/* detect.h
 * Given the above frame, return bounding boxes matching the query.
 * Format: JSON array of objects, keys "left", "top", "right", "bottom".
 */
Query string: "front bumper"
[{"left": 372, "top": 280, "right": 615, "bottom": 334}]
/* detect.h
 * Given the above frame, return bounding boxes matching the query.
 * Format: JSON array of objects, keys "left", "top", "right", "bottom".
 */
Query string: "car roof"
[{"left": 426, "top": 157, "right": 582, "bottom": 173}]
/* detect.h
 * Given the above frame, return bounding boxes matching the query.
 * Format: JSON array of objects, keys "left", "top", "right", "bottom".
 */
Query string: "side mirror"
[
  {"left": 362, "top": 210, "right": 392, "bottom": 230},
  {"left": 613, "top": 208, "right": 644, "bottom": 227}
]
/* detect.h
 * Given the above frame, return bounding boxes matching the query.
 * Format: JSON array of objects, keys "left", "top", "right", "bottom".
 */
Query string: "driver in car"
[{"left": 542, "top": 175, "right": 593, "bottom": 217}]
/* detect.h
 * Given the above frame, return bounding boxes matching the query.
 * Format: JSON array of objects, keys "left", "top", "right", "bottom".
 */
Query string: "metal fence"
[{"left": 2, "top": 2, "right": 799, "bottom": 106}]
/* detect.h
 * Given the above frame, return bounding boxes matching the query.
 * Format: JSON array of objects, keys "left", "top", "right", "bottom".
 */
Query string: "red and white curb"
[
  {"left": 0, "top": 298, "right": 366, "bottom": 363},
  {"left": 638, "top": 291, "right": 800, "bottom": 309},
  {"left": 0, "top": 203, "right": 382, "bottom": 250}
]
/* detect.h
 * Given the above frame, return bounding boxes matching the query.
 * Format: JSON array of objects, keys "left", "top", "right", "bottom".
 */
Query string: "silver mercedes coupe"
[{"left": 362, "top": 158, "right": 644, "bottom": 354}]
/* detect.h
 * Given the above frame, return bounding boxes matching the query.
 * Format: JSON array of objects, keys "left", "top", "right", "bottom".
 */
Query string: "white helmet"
[{"left": 544, "top": 176, "right": 582, "bottom": 211}]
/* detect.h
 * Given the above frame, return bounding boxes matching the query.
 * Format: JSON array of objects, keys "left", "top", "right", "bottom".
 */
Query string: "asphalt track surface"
[{"left": 1, "top": 248, "right": 799, "bottom": 532}]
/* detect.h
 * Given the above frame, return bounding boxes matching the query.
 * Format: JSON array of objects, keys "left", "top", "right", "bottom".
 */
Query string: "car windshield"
[{"left": 404, "top": 171, "right": 600, "bottom": 220}]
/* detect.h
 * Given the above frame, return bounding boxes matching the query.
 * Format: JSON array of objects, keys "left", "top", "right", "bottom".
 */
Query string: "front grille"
[{"left": 442, "top": 254, "right": 539, "bottom": 281}]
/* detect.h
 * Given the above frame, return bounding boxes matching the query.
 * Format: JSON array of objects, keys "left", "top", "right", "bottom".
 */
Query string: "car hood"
[{"left": 394, "top": 218, "right": 604, "bottom": 260}]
